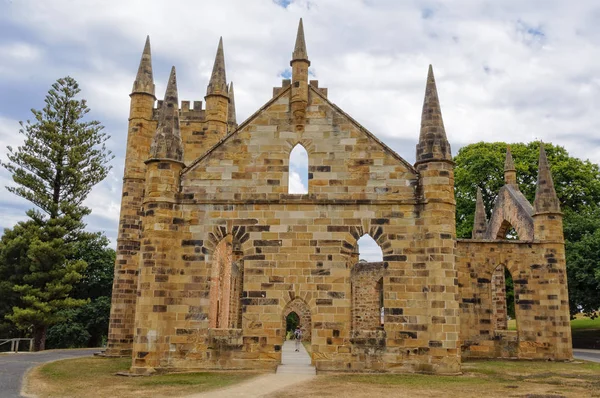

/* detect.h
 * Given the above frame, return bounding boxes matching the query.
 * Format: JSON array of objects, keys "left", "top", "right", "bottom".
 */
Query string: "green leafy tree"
[
  {"left": 3, "top": 76, "right": 112, "bottom": 222},
  {"left": 1, "top": 76, "right": 113, "bottom": 350},
  {"left": 454, "top": 141, "right": 600, "bottom": 317},
  {"left": 0, "top": 220, "right": 36, "bottom": 339},
  {"left": 563, "top": 207, "right": 600, "bottom": 318},
  {"left": 46, "top": 234, "right": 115, "bottom": 348}
]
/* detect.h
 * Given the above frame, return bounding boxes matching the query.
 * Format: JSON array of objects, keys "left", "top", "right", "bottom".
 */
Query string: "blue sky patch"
[
  {"left": 421, "top": 8, "right": 434, "bottom": 19},
  {"left": 280, "top": 69, "right": 292, "bottom": 79},
  {"left": 273, "top": 0, "right": 292, "bottom": 8}
]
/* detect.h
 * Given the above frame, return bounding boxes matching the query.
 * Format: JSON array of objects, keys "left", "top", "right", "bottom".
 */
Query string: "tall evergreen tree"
[{"left": 1, "top": 76, "right": 113, "bottom": 350}]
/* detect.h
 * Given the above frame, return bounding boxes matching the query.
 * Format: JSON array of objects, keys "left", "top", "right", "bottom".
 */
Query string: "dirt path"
[{"left": 184, "top": 373, "right": 315, "bottom": 398}]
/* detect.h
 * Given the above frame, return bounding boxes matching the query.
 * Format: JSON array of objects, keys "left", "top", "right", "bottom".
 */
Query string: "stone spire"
[
  {"left": 290, "top": 18, "right": 310, "bottom": 126},
  {"left": 291, "top": 18, "right": 310, "bottom": 65},
  {"left": 227, "top": 82, "right": 237, "bottom": 130},
  {"left": 415, "top": 65, "right": 452, "bottom": 164},
  {"left": 472, "top": 187, "right": 488, "bottom": 238},
  {"left": 534, "top": 143, "right": 560, "bottom": 214},
  {"left": 132, "top": 35, "right": 155, "bottom": 97},
  {"left": 504, "top": 146, "right": 517, "bottom": 187},
  {"left": 149, "top": 66, "right": 183, "bottom": 162},
  {"left": 206, "top": 37, "right": 228, "bottom": 97}
]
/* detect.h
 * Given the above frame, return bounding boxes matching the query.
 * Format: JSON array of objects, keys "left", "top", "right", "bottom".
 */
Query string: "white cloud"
[
  {"left": 0, "top": 42, "right": 42, "bottom": 61},
  {"left": 0, "top": 116, "right": 23, "bottom": 150},
  {"left": 289, "top": 144, "right": 308, "bottom": 169},
  {"left": 288, "top": 171, "right": 307, "bottom": 195},
  {"left": 357, "top": 235, "right": 383, "bottom": 262}
]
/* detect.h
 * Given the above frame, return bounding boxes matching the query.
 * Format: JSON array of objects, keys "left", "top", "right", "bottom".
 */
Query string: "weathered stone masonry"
[{"left": 106, "top": 20, "right": 572, "bottom": 374}]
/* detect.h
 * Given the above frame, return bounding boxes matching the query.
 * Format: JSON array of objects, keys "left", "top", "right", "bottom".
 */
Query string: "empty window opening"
[
  {"left": 505, "top": 227, "right": 519, "bottom": 240},
  {"left": 497, "top": 220, "right": 520, "bottom": 240},
  {"left": 357, "top": 234, "right": 383, "bottom": 262},
  {"left": 289, "top": 144, "right": 308, "bottom": 194},
  {"left": 377, "top": 278, "right": 384, "bottom": 327},
  {"left": 491, "top": 265, "right": 516, "bottom": 331}
]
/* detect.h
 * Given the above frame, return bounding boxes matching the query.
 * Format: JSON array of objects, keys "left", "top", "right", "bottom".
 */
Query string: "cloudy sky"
[{"left": 1, "top": 0, "right": 599, "bottom": 260}]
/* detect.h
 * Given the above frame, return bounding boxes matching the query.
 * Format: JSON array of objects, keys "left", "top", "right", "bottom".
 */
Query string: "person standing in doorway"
[{"left": 294, "top": 325, "right": 303, "bottom": 352}]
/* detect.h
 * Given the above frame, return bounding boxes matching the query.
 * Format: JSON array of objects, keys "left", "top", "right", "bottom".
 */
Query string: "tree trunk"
[{"left": 33, "top": 325, "right": 48, "bottom": 351}]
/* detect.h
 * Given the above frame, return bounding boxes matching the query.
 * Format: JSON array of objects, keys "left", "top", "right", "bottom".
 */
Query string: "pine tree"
[{"left": 1, "top": 76, "right": 113, "bottom": 350}]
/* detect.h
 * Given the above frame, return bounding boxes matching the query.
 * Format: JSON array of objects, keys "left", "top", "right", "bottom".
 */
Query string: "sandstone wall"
[
  {"left": 457, "top": 239, "right": 572, "bottom": 360},
  {"left": 128, "top": 85, "right": 462, "bottom": 374}
]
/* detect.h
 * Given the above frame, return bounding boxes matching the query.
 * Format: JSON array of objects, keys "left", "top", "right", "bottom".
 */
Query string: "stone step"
[{"left": 276, "top": 365, "right": 316, "bottom": 375}]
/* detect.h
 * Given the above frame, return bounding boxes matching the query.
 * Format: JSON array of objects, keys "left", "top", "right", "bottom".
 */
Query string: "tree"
[
  {"left": 1, "top": 76, "right": 113, "bottom": 350},
  {"left": 454, "top": 141, "right": 600, "bottom": 317},
  {"left": 0, "top": 221, "right": 35, "bottom": 339},
  {"left": 0, "top": 217, "right": 88, "bottom": 350},
  {"left": 3, "top": 76, "right": 112, "bottom": 223},
  {"left": 563, "top": 207, "right": 600, "bottom": 318},
  {"left": 46, "top": 234, "right": 115, "bottom": 348}
]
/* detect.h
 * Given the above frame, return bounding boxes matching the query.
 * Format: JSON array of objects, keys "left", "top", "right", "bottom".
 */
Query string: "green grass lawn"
[
  {"left": 28, "top": 357, "right": 260, "bottom": 398},
  {"left": 571, "top": 316, "right": 600, "bottom": 330}
]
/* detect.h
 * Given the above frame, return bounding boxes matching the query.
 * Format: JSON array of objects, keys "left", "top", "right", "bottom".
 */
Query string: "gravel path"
[{"left": 0, "top": 348, "right": 98, "bottom": 398}]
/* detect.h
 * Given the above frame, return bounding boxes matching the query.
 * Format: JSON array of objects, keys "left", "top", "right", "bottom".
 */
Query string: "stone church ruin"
[{"left": 106, "top": 20, "right": 572, "bottom": 374}]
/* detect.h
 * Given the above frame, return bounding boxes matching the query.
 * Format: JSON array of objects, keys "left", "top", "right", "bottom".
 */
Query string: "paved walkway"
[
  {"left": 186, "top": 340, "right": 315, "bottom": 398},
  {"left": 573, "top": 348, "right": 600, "bottom": 363},
  {"left": 276, "top": 339, "right": 315, "bottom": 375},
  {"left": 0, "top": 348, "right": 98, "bottom": 398}
]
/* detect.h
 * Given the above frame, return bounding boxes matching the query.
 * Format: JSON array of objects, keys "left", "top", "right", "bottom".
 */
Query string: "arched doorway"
[{"left": 282, "top": 298, "right": 312, "bottom": 341}]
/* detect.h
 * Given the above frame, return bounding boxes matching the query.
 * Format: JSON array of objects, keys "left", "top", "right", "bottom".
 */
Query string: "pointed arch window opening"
[
  {"left": 497, "top": 220, "right": 520, "bottom": 240},
  {"left": 288, "top": 144, "right": 308, "bottom": 194},
  {"left": 357, "top": 234, "right": 383, "bottom": 263}
]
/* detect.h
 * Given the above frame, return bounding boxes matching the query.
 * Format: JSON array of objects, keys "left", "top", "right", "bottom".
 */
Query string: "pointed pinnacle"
[
  {"left": 291, "top": 18, "right": 310, "bottom": 64},
  {"left": 132, "top": 35, "right": 155, "bottom": 97},
  {"left": 228, "top": 82, "right": 237, "bottom": 127},
  {"left": 207, "top": 37, "right": 228, "bottom": 96},
  {"left": 534, "top": 143, "right": 560, "bottom": 213},
  {"left": 164, "top": 66, "right": 178, "bottom": 106},
  {"left": 472, "top": 187, "right": 488, "bottom": 238},
  {"left": 504, "top": 145, "right": 518, "bottom": 186},
  {"left": 149, "top": 66, "right": 183, "bottom": 162},
  {"left": 415, "top": 65, "right": 452, "bottom": 164},
  {"left": 504, "top": 146, "right": 516, "bottom": 171}
]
